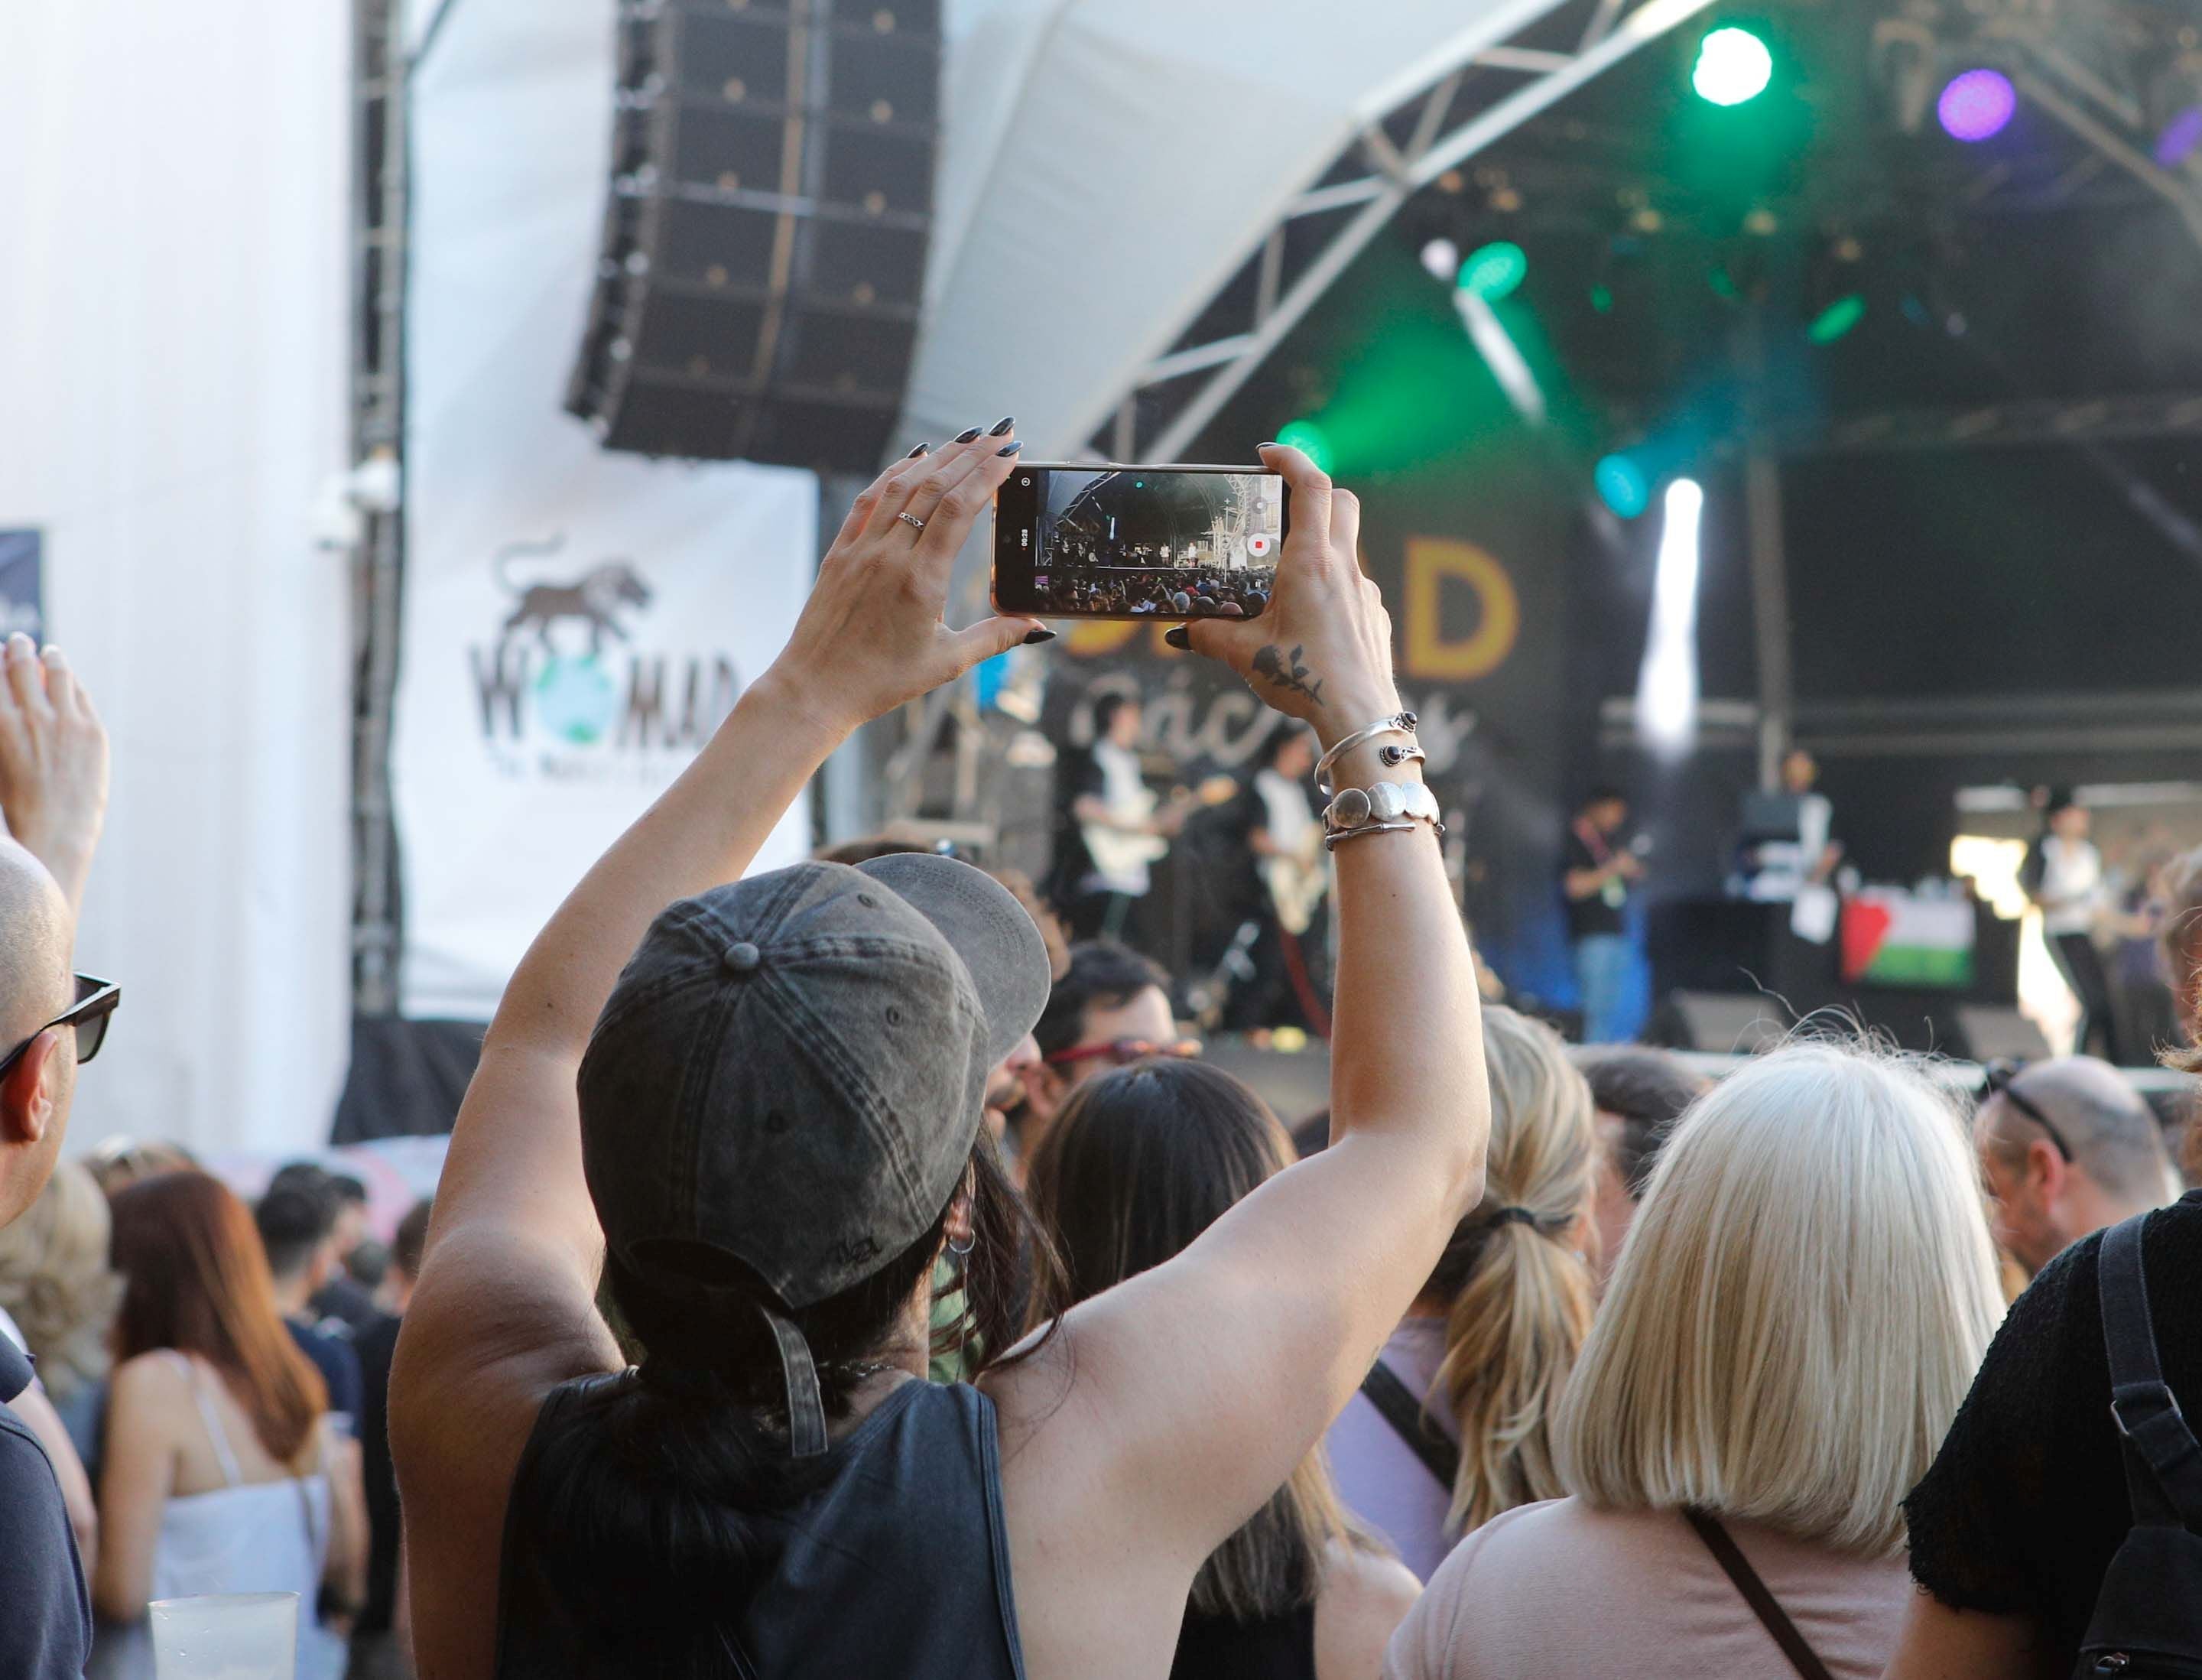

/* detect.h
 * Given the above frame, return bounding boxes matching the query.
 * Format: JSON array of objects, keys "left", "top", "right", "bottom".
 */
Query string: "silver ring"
[{"left": 897, "top": 512, "right": 927, "bottom": 533}]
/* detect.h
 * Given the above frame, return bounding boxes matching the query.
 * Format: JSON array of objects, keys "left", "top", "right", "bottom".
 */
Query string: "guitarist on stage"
[
  {"left": 1053, "top": 694, "right": 1185, "bottom": 944},
  {"left": 1220, "top": 724, "right": 1330, "bottom": 1035}
]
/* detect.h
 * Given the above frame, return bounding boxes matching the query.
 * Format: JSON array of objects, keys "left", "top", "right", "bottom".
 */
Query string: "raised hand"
[
  {"left": 0, "top": 634, "right": 109, "bottom": 911},
  {"left": 763, "top": 423, "right": 1043, "bottom": 737},
  {"left": 1170, "top": 444, "right": 1401, "bottom": 749}
]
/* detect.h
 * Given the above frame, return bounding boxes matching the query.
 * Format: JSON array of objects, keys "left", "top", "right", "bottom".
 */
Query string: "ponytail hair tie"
[{"left": 1486, "top": 1206, "right": 1541, "bottom": 1230}]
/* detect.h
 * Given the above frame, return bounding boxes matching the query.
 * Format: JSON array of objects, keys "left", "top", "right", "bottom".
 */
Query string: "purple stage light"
[
  {"left": 1938, "top": 70, "right": 2017, "bottom": 143},
  {"left": 2158, "top": 106, "right": 2202, "bottom": 169}
]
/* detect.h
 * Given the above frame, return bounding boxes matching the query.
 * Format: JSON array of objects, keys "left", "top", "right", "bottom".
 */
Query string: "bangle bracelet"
[
  {"left": 1324, "top": 820, "right": 1422, "bottom": 852},
  {"left": 1315, "top": 710, "right": 1418, "bottom": 795},
  {"left": 1323, "top": 779, "right": 1445, "bottom": 848}
]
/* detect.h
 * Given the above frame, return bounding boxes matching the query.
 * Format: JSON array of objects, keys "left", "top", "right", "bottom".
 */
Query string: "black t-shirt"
[
  {"left": 1905, "top": 1191, "right": 2202, "bottom": 1667},
  {"left": 1562, "top": 827, "right": 1626, "bottom": 941},
  {"left": 0, "top": 1339, "right": 93, "bottom": 1680},
  {"left": 356, "top": 1311, "right": 404, "bottom": 1633},
  {"left": 287, "top": 1316, "right": 365, "bottom": 1438}
]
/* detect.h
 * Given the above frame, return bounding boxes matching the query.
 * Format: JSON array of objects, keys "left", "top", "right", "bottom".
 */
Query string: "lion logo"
[{"left": 493, "top": 536, "right": 654, "bottom": 656}]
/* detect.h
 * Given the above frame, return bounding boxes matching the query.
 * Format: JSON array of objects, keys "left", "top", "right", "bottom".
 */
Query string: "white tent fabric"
[
  {"left": 907, "top": 0, "right": 1567, "bottom": 458},
  {"left": 394, "top": 0, "right": 818, "bottom": 1022},
  {"left": 0, "top": 4, "right": 353, "bottom": 1156}
]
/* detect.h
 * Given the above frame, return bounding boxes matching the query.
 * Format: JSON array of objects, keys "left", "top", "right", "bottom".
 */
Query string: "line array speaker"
[{"left": 567, "top": 0, "right": 940, "bottom": 472}]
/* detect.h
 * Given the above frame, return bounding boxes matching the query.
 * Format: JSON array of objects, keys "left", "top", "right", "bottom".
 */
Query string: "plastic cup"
[{"left": 148, "top": 1592, "right": 299, "bottom": 1680}]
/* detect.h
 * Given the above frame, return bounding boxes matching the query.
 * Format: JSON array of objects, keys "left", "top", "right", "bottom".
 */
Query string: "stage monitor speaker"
[
  {"left": 567, "top": 0, "right": 940, "bottom": 473},
  {"left": 1955, "top": 1005, "right": 2054, "bottom": 1064},
  {"left": 1653, "top": 991, "right": 1791, "bottom": 1055}
]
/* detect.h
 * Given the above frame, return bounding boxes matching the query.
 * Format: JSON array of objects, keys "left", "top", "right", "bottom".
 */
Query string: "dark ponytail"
[{"left": 510, "top": 1129, "right": 1060, "bottom": 1673}]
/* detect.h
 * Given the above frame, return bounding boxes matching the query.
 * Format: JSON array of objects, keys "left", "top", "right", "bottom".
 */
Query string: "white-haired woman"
[{"left": 1385, "top": 1041, "right": 2004, "bottom": 1679}]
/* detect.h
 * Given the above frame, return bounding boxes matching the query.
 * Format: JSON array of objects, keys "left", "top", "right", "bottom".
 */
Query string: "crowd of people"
[
  {"left": 1028, "top": 563, "right": 1273, "bottom": 617},
  {"left": 3, "top": 427, "right": 2202, "bottom": 1679}
]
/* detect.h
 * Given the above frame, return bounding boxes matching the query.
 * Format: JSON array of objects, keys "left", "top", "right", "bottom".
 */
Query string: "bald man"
[
  {"left": 0, "top": 632, "right": 109, "bottom": 1680},
  {"left": 1975, "top": 1055, "right": 2178, "bottom": 1279}
]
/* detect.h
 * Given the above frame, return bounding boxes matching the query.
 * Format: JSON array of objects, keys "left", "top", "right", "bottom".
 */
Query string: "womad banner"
[
  {"left": 1036, "top": 443, "right": 1573, "bottom": 993},
  {"left": 392, "top": 0, "right": 817, "bottom": 1021}
]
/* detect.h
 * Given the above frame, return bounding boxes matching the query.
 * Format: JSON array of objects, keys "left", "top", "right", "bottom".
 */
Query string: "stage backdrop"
[{"left": 395, "top": 0, "right": 817, "bottom": 1022}]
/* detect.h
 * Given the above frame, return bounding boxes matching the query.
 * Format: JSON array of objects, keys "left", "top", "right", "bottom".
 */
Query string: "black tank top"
[
  {"left": 1168, "top": 1604, "right": 1320, "bottom": 1680},
  {"left": 493, "top": 1375, "right": 1025, "bottom": 1678}
]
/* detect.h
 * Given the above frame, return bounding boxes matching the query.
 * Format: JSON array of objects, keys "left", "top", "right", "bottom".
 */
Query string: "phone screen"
[{"left": 992, "top": 463, "right": 1286, "bottom": 620}]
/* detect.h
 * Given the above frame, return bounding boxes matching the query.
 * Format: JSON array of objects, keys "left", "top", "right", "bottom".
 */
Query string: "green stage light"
[
  {"left": 1457, "top": 241, "right": 1528, "bottom": 301},
  {"left": 1275, "top": 421, "right": 1334, "bottom": 473},
  {"left": 1590, "top": 284, "right": 1614, "bottom": 314},
  {"left": 1692, "top": 27, "right": 1772, "bottom": 106},
  {"left": 1806, "top": 294, "right": 1866, "bottom": 344},
  {"left": 1595, "top": 454, "right": 1652, "bottom": 519}
]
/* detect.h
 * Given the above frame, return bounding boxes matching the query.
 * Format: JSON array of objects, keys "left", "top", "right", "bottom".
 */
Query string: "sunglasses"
[
  {"left": 1977, "top": 1057, "right": 2074, "bottom": 1163},
  {"left": 0, "top": 974, "right": 121, "bottom": 1081},
  {"left": 1043, "top": 1038, "right": 1203, "bottom": 1071}
]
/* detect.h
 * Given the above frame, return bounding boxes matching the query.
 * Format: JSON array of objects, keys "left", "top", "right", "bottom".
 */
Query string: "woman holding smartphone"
[{"left": 391, "top": 427, "right": 1488, "bottom": 1679}]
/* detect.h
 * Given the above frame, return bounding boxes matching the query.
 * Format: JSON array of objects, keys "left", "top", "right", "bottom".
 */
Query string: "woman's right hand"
[
  {"left": 1171, "top": 443, "right": 1401, "bottom": 749},
  {"left": 762, "top": 423, "right": 1042, "bottom": 739}
]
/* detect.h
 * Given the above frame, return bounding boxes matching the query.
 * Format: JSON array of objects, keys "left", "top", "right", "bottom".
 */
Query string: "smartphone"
[{"left": 992, "top": 462, "right": 1288, "bottom": 621}]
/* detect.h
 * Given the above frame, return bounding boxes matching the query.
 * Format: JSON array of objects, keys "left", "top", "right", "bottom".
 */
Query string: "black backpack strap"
[
  {"left": 1683, "top": 1509, "right": 1837, "bottom": 1680},
  {"left": 1359, "top": 1361, "right": 1461, "bottom": 1493},
  {"left": 2098, "top": 1211, "right": 2202, "bottom": 1532}
]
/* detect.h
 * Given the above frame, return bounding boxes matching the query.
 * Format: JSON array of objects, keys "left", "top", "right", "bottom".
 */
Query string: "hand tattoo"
[{"left": 1251, "top": 644, "right": 1324, "bottom": 707}]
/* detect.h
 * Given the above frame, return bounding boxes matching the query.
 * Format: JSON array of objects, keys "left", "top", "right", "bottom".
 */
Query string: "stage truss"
[{"left": 1099, "top": 0, "right": 1725, "bottom": 465}]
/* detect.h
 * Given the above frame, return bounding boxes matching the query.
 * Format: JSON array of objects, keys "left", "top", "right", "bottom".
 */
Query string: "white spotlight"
[
  {"left": 1420, "top": 237, "right": 1460, "bottom": 281},
  {"left": 1453, "top": 290, "right": 1547, "bottom": 426},
  {"left": 1635, "top": 478, "right": 1704, "bottom": 758}
]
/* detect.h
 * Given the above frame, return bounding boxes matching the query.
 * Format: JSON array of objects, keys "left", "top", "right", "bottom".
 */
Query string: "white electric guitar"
[{"left": 1082, "top": 776, "right": 1236, "bottom": 882}]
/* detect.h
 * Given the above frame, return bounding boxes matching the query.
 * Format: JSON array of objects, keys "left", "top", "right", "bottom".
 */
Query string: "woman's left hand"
[{"left": 762, "top": 422, "right": 1042, "bottom": 736}]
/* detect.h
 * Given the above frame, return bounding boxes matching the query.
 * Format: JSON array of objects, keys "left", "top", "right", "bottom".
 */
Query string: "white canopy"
[{"left": 905, "top": 0, "right": 1571, "bottom": 458}]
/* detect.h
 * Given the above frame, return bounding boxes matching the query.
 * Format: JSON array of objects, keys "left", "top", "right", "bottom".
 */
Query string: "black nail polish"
[
  {"left": 905, "top": 443, "right": 930, "bottom": 458},
  {"left": 989, "top": 415, "right": 1015, "bottom": 437},
  {"left": 1258, "top": 440, "right": 1279, "bottom": 449},
  {"left": 954, "top": 427, "right": 982, "bottom": 444},
  {"left": 1164, "top": 626, "right": 1191, "bottom": 651},
  {"left": 1022, "top": 628, "right": 1057, "bottom": 645},
  {"left": 996, "top": 440, "right": 1025, "bottom": 457}
]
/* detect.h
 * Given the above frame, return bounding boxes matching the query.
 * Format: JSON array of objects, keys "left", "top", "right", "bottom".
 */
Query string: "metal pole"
[
  {"left": 352, "top": 0, "right": 411, "bottom": 1015},
  {"left": 1744, "top": 449, "right": 1792, "bottom": 792}
]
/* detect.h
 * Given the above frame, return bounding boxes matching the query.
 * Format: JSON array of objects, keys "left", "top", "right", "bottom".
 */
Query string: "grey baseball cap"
[{"left": 577, "top": 855, "right": 1051, "bottom": 1311}]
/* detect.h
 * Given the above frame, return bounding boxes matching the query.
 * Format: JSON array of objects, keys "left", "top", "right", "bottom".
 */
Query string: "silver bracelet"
[
  {"left": 1325, "top": 820, "right": 1421, "bottom": 852},
  {"left": 1323, "top": 779, "right": 1444, "bottom": 846},
  {"left": 1315, "top": 710, "right": 1418, "bottom": 795}
]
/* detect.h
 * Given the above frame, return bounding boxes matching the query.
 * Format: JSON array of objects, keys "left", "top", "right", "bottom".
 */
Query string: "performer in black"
[{"left": 1214, "top": 725, "right": 1328, "bottom": 1035}]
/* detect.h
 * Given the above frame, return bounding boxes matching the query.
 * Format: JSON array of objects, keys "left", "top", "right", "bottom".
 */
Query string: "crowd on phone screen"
[
  {"left": 5, "top": 432, "right": 2202, "bottom": 1680},
  {"left": 1029, "top": 564, "right": 1274, "bottom": 617}
]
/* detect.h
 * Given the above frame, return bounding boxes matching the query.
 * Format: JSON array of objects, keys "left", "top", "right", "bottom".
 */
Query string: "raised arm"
[
  {"left": 392, "top": 427, "right": 1038, "bottom": 1680},
  {"left": 0, "top": 635, "right": 109, "bottom": 915},
  {"left": 989, "top": 444, "right": 1488, "bottom": 1679}
]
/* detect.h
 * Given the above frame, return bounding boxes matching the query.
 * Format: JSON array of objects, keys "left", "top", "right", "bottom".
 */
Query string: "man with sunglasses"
[
  {"left": 1974, "top": 1055, "right": 2176, "bottom": 1278},
  {"left": 0, "top": 632, "right": 113, "bottom": 1680},
  {"left": 1011, "top": 941, "right": 1190, "bottom": 1176}
]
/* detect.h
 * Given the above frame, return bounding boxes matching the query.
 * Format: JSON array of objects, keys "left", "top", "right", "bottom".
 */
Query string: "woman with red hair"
[{"left": 92, "top": 1171, "right": 365, "bottom": 1678}]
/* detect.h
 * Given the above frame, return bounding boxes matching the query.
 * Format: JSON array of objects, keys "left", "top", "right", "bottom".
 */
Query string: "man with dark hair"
[
  {"left": 0, "top": 634, "right": 109, "bottom": 1679},
  {"left": 1974, "top": 1056, "right": 2178, "bottom": 1278},
  {"left": 1561, "top": 787, "right": 1642, "bottom": 1045},
  {"left": 256, "top": 1182, "right": 366, "bottom": 1438},
  {"left": 1012, "top": 941, "right": 1183, "bottom": 1171},
  {"left": 1054, "top": 695, "right": 1181, "bottom": 944},
  {"left": 1571, "top": 1045, "right": 1707, "bottom": 1277}
]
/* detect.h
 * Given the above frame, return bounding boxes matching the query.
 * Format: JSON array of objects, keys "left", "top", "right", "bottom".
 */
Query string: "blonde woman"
[
  {"left": 1385, "top": 1041, "right": 2004, "bottom": 1680},
  {"left": 0, "top": 1159, "right": 122, "bottom": 1447},
  {"left": 1326, "top": 1006, "right": 1597, "bottom": 1580}
]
